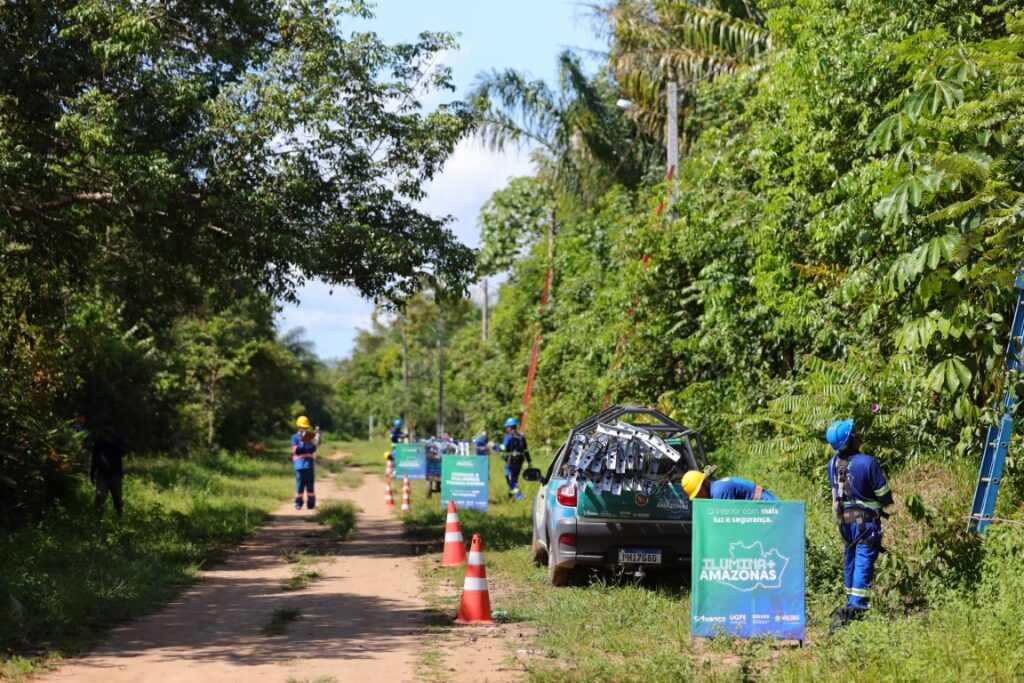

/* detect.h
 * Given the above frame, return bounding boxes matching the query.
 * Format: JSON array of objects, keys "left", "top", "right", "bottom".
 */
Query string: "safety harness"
[
  {"left": 503, "top": 433, "right": 531, "bottom": 463},
  {"left": 832, "top": 453, "right": 880, "bottom": 528}
]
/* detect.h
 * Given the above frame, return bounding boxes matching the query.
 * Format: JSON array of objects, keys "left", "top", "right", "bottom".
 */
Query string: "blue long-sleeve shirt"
[
  {"left": 291, "top": 432, "right": 317, "bottom": 471},
  {"left": 710, "top": 476, "right": 778, "bottom": 501},
  {"left": 828, "top": 452, "right": 893, "bottom": 513}
]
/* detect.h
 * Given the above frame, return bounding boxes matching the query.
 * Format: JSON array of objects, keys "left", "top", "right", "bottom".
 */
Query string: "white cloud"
[
  {"left": 278, "top": 141, "right": 531, "bottom": 359},
  {"left": 420, "top": 139, "right": 535, "bottom": 247}
]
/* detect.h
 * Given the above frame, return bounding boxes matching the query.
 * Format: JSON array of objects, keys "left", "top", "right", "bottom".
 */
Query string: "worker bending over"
[
  {"left": 826, "top": 419, "right": 893, "bottom": 627},
  {"left": 682, "top": 469, "right": 778, "bottom": 501},
  {"left": 291, "top": 415, "right": 318, "bottom": 510}
]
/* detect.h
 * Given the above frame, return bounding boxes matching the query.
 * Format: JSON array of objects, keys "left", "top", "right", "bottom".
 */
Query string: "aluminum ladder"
[{"left": 968, "top": 267, "right": 1024, "bottom": 532}]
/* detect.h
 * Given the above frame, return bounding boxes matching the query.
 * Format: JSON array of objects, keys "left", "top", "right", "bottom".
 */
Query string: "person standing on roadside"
[
  {"left": 825, "top": 418, "right": 894, "bottom": 629},
  {"left": 91, "top": 419, "right": 127, "bottom": 518},
  {"left": 493, "top": 417, "right": 531, "bottom": 501},
  {"left": 292, "top": 416, "right": 318, "bottom": 510}
]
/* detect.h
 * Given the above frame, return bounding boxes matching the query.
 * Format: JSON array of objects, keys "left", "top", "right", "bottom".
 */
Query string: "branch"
[{"left": 6, "top": 192, "right": 114, "bottom": 216}]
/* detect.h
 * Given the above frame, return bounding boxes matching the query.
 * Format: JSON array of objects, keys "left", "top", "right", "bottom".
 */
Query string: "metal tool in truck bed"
[{"left": 523, "top": 404, "right": 708, "bottom": 586}]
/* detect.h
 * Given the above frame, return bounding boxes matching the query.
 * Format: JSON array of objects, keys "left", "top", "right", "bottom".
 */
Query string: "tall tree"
[
  {"left": 0, "top": 0, "right": 476, "bottom": 306},
  {"left": 471, "top": 51, "right": 658, "bottom": 204},
  {"left": 599, "top": 0, "right": 770, "bottom": 141}
]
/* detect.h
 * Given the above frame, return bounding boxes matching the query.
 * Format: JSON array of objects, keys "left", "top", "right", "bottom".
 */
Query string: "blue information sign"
[{"left": 690, "top": 499, "right": 806, "bottom": 641}]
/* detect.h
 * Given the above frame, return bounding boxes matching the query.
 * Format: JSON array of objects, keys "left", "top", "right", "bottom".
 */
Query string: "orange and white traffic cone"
[
  {"left": 401, "top": 474, "right": 411, "bottom": 512},
  {"left": 441, "top": 500, "right": 466, "bottom": 566},
  {"left": 455, "top": 533, "right": 493, "bottom": 624},
  {"left": 384, "top": 480, "right": 395, "bottom": 509}
]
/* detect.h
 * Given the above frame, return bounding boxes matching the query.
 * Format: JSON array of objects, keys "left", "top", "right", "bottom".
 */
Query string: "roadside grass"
[
  {"left": 339, "top": 439, "right": 389, "bottom": 474},
  {"left": 0, "top": 437, "right": 337, "bottom": 680},
  {"left": 260, "top": 607, "right": 302, "bottom": 636},
  {"left": 385, "top": 440, "right": 1024, "bottom": 682}
]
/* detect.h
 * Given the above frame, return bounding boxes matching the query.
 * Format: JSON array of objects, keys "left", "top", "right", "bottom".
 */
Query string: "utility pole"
[
  {"left": 481, "top": 277, "right": 489, "bottom": 343},
  {"left": 666, "top": 81, "right": 679, "bottom": 177},
  {"left": 437, "top": 310, "right": 445, "bottom": 436},
  {"left": 401, "top": 316, "right": 410, "bottom": 435}
]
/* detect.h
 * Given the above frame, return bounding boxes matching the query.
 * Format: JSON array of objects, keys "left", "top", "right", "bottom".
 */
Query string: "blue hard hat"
[
  {"left": 393, "top": 419, "right": 402, "bottom": 428},
  {"left": 504, "top": 417, "right": 518, "bottom": 429},
  {"left": 474, "top": 434, "right": 487, "bottom": 447},
  {"left": 826, "top": 419, "right": 855, "bottom": 451}
]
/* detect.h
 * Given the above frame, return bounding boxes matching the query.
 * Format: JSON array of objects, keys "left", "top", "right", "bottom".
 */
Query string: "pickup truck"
[{"left": 523, "top": 404, "right": 708, "bottom": 586}]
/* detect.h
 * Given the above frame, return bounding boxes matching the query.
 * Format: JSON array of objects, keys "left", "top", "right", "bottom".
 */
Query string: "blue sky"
[{"left": 275, "top": 0, "right": 604, "bottom": 359}]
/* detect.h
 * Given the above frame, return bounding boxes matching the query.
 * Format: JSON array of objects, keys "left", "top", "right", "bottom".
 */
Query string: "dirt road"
[{"left": 39, "top": 456, "right": 508, "bottom": 683}]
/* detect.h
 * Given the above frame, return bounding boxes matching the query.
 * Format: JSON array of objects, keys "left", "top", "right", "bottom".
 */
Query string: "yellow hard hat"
[
  {"left": 383, "top": 451, "right": 391, "bottom": 460},
  {"left": 296, "top": 416, "right": 311, "bottom": 429},
  {"left": 682, "top": 470, "right": 706, "bottom": 500}
]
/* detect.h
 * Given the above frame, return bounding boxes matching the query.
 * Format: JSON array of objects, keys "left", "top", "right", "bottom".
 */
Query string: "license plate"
[{"left": 618, "top": 548, "right": 662, "bottom": 564}]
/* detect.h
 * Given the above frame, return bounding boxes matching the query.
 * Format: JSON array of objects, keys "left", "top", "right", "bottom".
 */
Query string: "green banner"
[
  {"left": 690, "top": 499, "right": 805, "bottom": 641},
  {"left": 393, "top": 443, "right": 426, "bottom": 480},
  {"left": 441, "top": 454, "right": 489, "bottom": 511}
]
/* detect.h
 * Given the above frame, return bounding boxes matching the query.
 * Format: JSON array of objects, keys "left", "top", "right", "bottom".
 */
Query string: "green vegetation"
[
  {"left": 1, "top": 0, "right": 475, "bottom": 526},
  {"left": 261, "top": 607, "right": 302, "bottom": 637},
  {"left": 0, "top": 446, "right": 294, "bottom": 676},
  {"left": 315, "top": 501, "right": 358, "bottom": 541},
  {"left": 281, "top": 568, "right": 325, "bottom": 592}
]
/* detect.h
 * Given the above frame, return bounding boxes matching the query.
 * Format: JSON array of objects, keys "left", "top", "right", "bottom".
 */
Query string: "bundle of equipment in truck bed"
[{"left": 565, "top": 421, "right": 687, "bottom": 496}]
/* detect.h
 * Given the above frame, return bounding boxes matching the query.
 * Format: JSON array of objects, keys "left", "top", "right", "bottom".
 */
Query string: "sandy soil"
[{"left": 37, "top": 454, "right": 520, "bottom": 683}]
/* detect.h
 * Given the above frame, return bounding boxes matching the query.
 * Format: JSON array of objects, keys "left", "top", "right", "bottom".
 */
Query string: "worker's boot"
[{"left": 829, "top": 605, "right": 866, "bottom": 634}]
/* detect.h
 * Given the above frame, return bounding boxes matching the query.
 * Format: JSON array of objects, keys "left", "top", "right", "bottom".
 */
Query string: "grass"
[
  {"left": 0, "top": 437, "right": 346, "bottom": 680},
  {"left": 281, "top": 567, "right": 324, "bottom": 591},
  {"left": 380, "top": 438, "right": 1024, "bottom": 682},
  {"left": 315, "top": 501, "right": 358, "bottom": 540},
  {"left": 260, "top": 607, "right": 302, "bottom": 636}
]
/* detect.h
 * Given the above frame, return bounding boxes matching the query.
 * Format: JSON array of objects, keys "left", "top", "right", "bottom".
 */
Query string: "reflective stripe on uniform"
[
  {"left": 874, "top": 484, "right": 891, "bottom": 496},
  {"left": 848, "top": 587, "right": 871, "bottom": 597},
  {"left": 841, "top": 499, "right": 881, "bottom": 511},
  {"left": 463, "top": 577, "right": 488, "bottom": 591}
]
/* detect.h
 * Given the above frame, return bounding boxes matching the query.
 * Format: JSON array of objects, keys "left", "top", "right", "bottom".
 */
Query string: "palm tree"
[
  {"left": 597, "top": 0, "right": 771, "bottom": 142},
  {"left": 470, "top": 50, "right": 658, "bottom": 204}
]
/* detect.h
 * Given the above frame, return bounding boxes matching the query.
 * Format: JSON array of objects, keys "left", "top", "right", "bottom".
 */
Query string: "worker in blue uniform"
[
  {"left": 291, "top": 416, "right": 318, "bottom": 509},
  {"left": 473, "top": 433, "right": 489, "bottom": 456},
  {"left": 826, "top": 418, "right": 893, "bottom": 629},
  {"left": 682, "top": 470, "right": 778, "bottom": 501},
  {"left": 493, "top": 417, "right": 531, "bottom": 500}
]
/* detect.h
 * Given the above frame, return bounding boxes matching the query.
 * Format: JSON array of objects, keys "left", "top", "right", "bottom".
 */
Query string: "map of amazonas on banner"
[{"left": 691, "top": 500, "right": 805, "bottom": 641}]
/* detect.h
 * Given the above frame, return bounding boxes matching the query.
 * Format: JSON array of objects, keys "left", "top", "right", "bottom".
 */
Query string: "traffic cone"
[
  {"left": 455, "top": 534, "right": 493, "bottom": 625},
  {"left": 441, "top": 500, "right": 466, "bottom": 566},
  {"left": 384, "top": 480, "right": 395, "bottom": 509},
  {"left": 401, "top": 474, "right": 411, "bottom": 512}
]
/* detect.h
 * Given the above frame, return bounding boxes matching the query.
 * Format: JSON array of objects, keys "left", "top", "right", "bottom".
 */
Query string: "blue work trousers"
[
  {"left": 504, "top": 457, "right": 524, "bottom": 497},
  {"left": 840, "top": 520, "right": 882, "bottom": 609},
  {"left": 294, "top": 468, "right": 316, "bottom": 509}
]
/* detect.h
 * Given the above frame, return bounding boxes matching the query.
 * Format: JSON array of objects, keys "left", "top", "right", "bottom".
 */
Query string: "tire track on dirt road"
[{"left": 39, "top": 453, "right": 515, "bottom": 683}]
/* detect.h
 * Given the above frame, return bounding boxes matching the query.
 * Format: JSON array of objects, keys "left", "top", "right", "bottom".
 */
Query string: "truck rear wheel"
[
  {"left": 531, "top": 529, "right": 547, "bottom": 567},
  {"left": 547, "top": 546, "right": 571, "bottom": 586}
]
